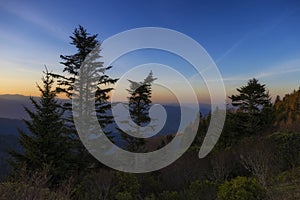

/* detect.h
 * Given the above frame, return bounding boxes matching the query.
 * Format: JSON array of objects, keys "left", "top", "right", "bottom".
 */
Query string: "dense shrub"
[
  {"left": 73, "top": 169, "right": 114, "bottom": 199},
  {"left": 183, "top": 180, "right": 217, "bottom": 200},
  {"left": 217, "top": 176, "right": 266, "bottom": 200},
  {"left": 268, "top": 167, "right": 300, "bottom": 200},
  {"left": 138, "top": 173, "right": 162, "bottom": 198},
  {"left": 159, "top": 190, "right": 179, "bottom": 200},
  {"left": 115, "top": 191, "right": 132, "bottom": 200},
  {"left": 270, "top": 132, "right": 300, "bottom": 170},
  {"left": 0, "top": 167, "right": 72, "bottom": 200},
  {"left": 112, "top": 172, "right": 141, "bottom": 199}
]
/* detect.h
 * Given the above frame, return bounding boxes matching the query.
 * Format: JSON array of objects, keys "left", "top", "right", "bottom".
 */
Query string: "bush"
[
  {"left": 183, "top": 180, "right": 217, "bottom": 200},
  {"left": 115, "top": 191, "right": 132, "bottom": 200},
  {"left": 73, "top": 169, "right": 114, "bottom": 199},
  {"left": 145, "top": 193, "right": 156, "bottom": 200},
  {"left": 159, "top": 190, "right": 179, "bottom": 200},
  {"left": 112, "top": 172, "right": 141, "bottom": 199},
  {"left": 270, "top": 132, "right": 300, "bottom": 170},
  {"left": 138, "top": 173, "right": 162, "bottom": 197},
  {"left": 268, "top": 167, "right": 300, "bottom": 200},
  {"left": 217, "top": 176, "right": 266, "bottom": 200},
  {"left": 0, "top": 167, "right": 72, "bottom": 200}
]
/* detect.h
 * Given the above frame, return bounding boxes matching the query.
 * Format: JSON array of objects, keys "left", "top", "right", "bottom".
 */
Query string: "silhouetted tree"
[
  {"left": 9, "top": 68, "right": 73, "bottom": 187},
  {"left": 51, "top": 25, "right": 117, "bottom": 129},
  {"left": 50, "top": 25, "right": 117, "bottom": 173},
  {"left": 230, "top": 78, "right": 271, "bottom": 114},
  {"left": 192, "top": 113, "right": 210, "bottom": 148},
  {"left": 118, "top": 71, "right": 157, "bottom": 152},
  {"left": 229, "top": 78, "right": 272, "bottom": 134}
]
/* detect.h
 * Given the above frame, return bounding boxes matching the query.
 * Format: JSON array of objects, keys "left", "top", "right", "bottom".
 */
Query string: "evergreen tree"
[
  {"left": 50, "top": 25, "right": 117, "bottom": 128},
  {"left": 229, "top": 78, "right": 271, "bottom": 114},
  {"left": 50, "top": 25, "right": 117, "bottom": 172},
  {"left": 229, "top": 78, "right": 272, "bottom": 134},
  {"left": 119, "top": 71, "right": 157, "bottom": 152},
  {"left": 9, "top": 68, "right": 73, "bottom": 187}
]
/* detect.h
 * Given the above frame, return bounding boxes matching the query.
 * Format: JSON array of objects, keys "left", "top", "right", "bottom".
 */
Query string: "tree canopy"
[
  {"left": 229, "top": 78, "right": 271, "bottom": 115},
  {"left": 9, "top": 68, "right": 73, "bottom": 187}
]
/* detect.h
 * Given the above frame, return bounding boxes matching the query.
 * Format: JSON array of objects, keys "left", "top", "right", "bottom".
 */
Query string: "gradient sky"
[{"left": 0, "top": 0, "right": 300, "bottom": 103}]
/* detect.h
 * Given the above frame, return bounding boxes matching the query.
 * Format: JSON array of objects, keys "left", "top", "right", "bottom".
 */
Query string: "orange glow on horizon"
[{"left": 1, "top": 79, "right": 294, "bottom": 104}]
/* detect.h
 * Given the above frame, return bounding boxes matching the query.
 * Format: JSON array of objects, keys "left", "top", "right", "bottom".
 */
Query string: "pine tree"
[
  {"left": 119, "top": 71, "right": 157, "bottom": 152},
  {"left": 229, "top": 78, "right": 272, "bottom": 134},
  {"left": 9, "top": 68, "right": 73, "bottom": 187},
  {"left": 50, "top": 25, "right": 117, "bottom": 128},
  {"left": 229, "top": 78, "right": 271, "bottom": 115},
  {"left": 50, "top": 25, "right": 117, "bottom": 172}
]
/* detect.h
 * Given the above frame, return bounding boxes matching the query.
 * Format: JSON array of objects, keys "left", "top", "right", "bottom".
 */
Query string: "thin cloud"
[
  {"left": 215, "top": 33, "right": 251, "bottom": 64},
  {"left": 226, "top": 59, "right": 300, "bottom": 83},
  {"left": 216, "top": 10, "right": 292, "bottom": 64},
  {"left": 256, "top": 68, "right": 300, "bottom": 79},
  {"left": 256, "top": 59, "right": 300, "bottom": 79},
  {"left": 0, "top": 2, "right": 68, "bottom": 41},
  {"left": 189, "top": 59, "right": 300, "bottom": 85}
]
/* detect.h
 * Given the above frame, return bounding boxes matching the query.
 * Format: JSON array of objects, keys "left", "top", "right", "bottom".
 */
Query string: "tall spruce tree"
[
  {"left": 229, "top": 78, "right": 271, "bottom": 115},
  {"left": 50, "top": 25, "right": 117, "bottom": 172},
  {"left": 50, "top": 25, "right": 117, "bottom": 127},
  {"left": 229, "top": 78, "right": 272, "bottom": 134},
  {"left": 9, "top": 68, "right": 73, "bottom": 187},
  {"left": 119, "top": 71, "right": 157, "bottom": 152}
]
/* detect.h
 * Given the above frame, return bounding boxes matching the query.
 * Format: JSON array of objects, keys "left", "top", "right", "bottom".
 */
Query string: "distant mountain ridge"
[
  {"left": 0, "top": 94, "right": 211, "bottom": 120},
  {"left": 0, "top": 94, "right": 211, "bottom": 144},
  {"left": 0, "top": 94, "right": 38, "bottom": 120},
  {"left": 0, "top": 94, "right": 69, "bottom": 120},
  {"left": 0, "top": 94, "right": 211, "bottom": 180}
]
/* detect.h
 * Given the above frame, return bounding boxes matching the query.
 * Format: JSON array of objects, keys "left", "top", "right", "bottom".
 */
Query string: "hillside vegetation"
[{"left": 1, "top": 26, "right": 300, "bottom": 200}]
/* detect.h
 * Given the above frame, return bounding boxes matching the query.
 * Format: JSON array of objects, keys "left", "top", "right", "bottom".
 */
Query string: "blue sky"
[{"left": 0, "top": 0, "right": 300, "bottom": 103}]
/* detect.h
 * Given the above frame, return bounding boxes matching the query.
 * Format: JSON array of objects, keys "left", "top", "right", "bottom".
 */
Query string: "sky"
[{"left": 0, "top": 0, "right": 300, "bottom": 104}]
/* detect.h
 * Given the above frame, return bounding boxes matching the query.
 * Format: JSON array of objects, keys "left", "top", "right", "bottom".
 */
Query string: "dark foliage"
[{"left": 9, "top": 69, "right": 73, "bottom": 187}]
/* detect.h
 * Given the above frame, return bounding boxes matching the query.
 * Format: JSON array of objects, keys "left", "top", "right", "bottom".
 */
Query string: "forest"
[{"left": 1, "top": 26, "right": 300, "bottom": 200}]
